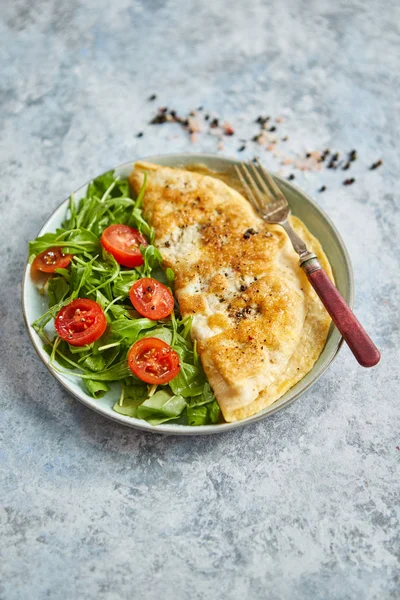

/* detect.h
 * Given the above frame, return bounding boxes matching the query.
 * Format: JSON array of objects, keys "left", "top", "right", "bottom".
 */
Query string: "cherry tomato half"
[
  {"left": 32, "top": 247, "right": 73, "bottom": 273},
  {"left": 55, "top": 298, "right": 107, "bottom": 346},
  {"left": 129, "top": 278, "right": 174, "bottom": 320},
  {"left": 128, "top": 337, "right": 180, "bottom": 384},
  {"left": 100, "top": 224, "right": 147, "bottom": 268}
]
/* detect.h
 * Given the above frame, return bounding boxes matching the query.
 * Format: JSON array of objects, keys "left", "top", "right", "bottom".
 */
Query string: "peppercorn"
[
  {"left": 319, "top": 185, "right": 326, "bottom": 192},
  {"left": 343, "top": 178, "right": 355, "bottom": 185},
  {"left": 370, "top": 159, "right": 383, "bottom": 170},
  {"left": 349, "top": 150, "right": 357, "bottom": 161}
]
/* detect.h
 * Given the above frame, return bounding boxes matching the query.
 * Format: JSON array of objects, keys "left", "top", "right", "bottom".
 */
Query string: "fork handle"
[{"left": 301, "top": 258, "right": 380, "bottom": 367}]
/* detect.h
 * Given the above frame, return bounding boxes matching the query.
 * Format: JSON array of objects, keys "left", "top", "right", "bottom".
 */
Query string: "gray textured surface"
[{"left": 1, "top": 1, "right": 399, "bottom": 598}]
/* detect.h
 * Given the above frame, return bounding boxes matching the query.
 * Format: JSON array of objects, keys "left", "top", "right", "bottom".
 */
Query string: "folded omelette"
[{"left": 129, "top": 162, "right": 332, "bottom": 422}]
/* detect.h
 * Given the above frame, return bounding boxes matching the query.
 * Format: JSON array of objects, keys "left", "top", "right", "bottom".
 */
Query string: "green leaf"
[
  {"left": 84, "top": 379, "right": 110, "bottom": 398},
  {"left": 113, "top": 396, "right": 142, "bottom": 417},
  {"left": 186, "top": 382, "right": 216, "bottom": 407},
  {"left": 169, "top": 363, "right": 205, "bottom": 397},
  {"left": 77, "top": 361, "right": 131, "bottom": 381},
  {"left": 165, "top": 268, "right": 175, "bottom": 283},
  {"left": 124, "top": 383, "right": 149, "bottom": 402},
  {"left": 138, "top": 245, "right": 163, "bottom": 278},
  {"left": 208, "top": 400, "right": 221, "bottom": 424},
  {"left": 136, "top": 390, "right": 186, "bottom": 420},
  {"left": 110, "top": 317, "right": 155, "bottom": 344},
  {"left": 82, "top": 354, "right": 106, "bottom": 372},
  {"left": 187, "top": 405, "right": 208, "bottom": 426},
  {"left": 148, "top": 327, "right": 173, "bottom": 345},
  {"left": 113, "top": 272, "right": 139, "bottom": 298},
  {"left": 47, "top": 276, "right": 70, "bottom": 307}
]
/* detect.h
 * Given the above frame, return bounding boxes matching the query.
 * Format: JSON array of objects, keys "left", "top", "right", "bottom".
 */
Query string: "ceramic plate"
[{"left": 22, "top": 154, "right": 354, "bottom": 435}]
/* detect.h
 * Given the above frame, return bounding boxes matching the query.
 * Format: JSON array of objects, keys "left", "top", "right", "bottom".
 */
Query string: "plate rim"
[{"left": 22, "top": 152, "right": 354, "bottom": 435}]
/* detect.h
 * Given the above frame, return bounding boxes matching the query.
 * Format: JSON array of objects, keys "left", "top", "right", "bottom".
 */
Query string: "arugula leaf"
[
  {"left": 136, "top": 390, "right": 186, "bottom": 420},
  {"left": 113, "top": 396, "right": 142, "bottom": 417},
  {"left": 187, "top": 405, "right": 208, "bottom": 426},
  {"left": 208, "top": 400, "right": 221, "bottom": 424},
  {"left": 110, "top": 317, "right": 155, "bottom": 344},
  {"left": 138, "top": 245, "right": 164, "bottom": 278},
  {"left": 169, "top": 363, "right": 204, "bottom": 397},
  {"left": 82, "top": 354, "right": 106, "bottom": 373},
  {"left": 47, "top": 276, "right": 69, "bottom": 307},
  {"left": 84, "top": 379, "right": 110, "bottom": 398}
]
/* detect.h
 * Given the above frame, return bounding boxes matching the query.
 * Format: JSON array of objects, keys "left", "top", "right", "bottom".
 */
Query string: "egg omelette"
[{"left": 129, "top": 162, "right": 332, "bottom": 422}]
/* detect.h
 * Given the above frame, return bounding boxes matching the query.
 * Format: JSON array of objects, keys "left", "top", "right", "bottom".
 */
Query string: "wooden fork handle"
[{"left": 301, "top": 258, "right": 380, "bottom": 367}]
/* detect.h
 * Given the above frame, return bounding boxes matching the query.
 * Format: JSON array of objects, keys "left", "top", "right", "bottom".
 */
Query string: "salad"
[{"left": 28, "top": 170, "right": 220, "bottom": 426}]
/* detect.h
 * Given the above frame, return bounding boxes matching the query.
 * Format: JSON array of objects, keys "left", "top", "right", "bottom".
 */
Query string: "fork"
[{"left": 235, "top": 159, "right": 380, "bottom": 368}]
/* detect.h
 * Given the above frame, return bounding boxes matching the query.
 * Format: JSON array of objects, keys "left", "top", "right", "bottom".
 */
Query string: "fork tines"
[{"left": 234, "top": 158, "right": 288, "bottom": 216}]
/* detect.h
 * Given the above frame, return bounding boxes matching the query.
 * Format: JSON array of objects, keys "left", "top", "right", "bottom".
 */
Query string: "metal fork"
[{"left": 235, "top": 159, "right": 380, "bottom": 368}]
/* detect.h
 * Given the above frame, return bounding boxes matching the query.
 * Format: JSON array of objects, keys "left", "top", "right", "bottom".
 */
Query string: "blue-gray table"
[{"left": 1, "top": 1, "right": 399, "bottom": 598}]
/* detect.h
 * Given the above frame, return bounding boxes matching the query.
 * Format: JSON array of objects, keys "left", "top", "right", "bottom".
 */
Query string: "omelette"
[{"left": 129, "top": 162, "right": 332, "bottom": 422}]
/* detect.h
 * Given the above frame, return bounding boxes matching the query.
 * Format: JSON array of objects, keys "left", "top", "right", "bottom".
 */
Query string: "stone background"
[{"left": 1, "top": 1, "right": 399, "bottom": 598}]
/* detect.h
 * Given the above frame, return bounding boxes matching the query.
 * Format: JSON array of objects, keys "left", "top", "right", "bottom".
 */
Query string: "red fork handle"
[{"left": 302, "top": 258, "right": 380, "bottom": 367}]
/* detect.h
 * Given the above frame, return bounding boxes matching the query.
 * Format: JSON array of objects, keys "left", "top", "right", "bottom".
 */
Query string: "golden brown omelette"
[{"left": 129, "top": 162, "right": 332, "bottom": 422}]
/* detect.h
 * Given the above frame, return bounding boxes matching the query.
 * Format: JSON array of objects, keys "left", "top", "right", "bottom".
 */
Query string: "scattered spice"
[
  {"left": 349, "top": 149, "right": 357, "bottom": 162},
  {"left": 327, "top": 153, "right": 340, "bottom": 169},
  {"left": 144, "top": 102, "right": 376, "bottom": 188},
  {"left": 370, "top": 159, "right": 383, "bottom": 170},
  {"left": 319, "top": 149, "right": 330, "bottom": 163},
  {"left": 150, "top": 112, "right": 168, "bottom": 125},
  {"left": 224, "top": 123, "right": 235, "bottom": 136}
]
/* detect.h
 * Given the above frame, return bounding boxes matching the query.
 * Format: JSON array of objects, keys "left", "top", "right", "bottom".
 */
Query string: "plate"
[{"left": 22, "top": 153, "right": 354, "bottom": 435}]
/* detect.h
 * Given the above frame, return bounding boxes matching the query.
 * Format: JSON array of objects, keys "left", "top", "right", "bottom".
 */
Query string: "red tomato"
[
  {"left": 128, "top": 338, "right": 180, "bottom": 384},
  {"left": 100, "top": 224, "right": 147, "bottom": 268},
  {"left": 32, "top": 247, "right": 73, "bottom": 273},
  {"left": 129, "top": 278, "right": 174, "bottom": 320},
  {"left": 55, "top": 298, "right": 107, "bottom": 346}
]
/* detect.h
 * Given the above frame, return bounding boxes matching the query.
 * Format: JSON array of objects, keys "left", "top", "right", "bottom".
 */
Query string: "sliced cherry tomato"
[
  {"left": 32, "top": 247, "right": 73, "bottom": 273},
  {"left": 100, "top": 224, "right": 147, "bottom": 268},
  {"left": 128, "top": 337, "right": 180, "bottom": 384},
  {"left": 55, "top": 298, "right": 107, "bottom": 346},
  {"left": 129, "top": 277, "right": 174, "bottom": 320}
]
